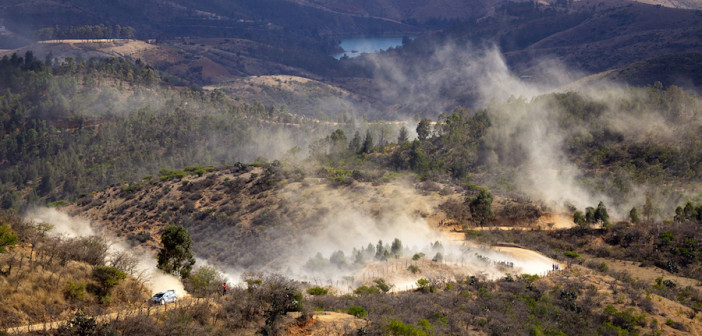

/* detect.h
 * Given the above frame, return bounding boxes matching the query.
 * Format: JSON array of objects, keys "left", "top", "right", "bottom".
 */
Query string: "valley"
[{"left": 1, "top": 0, "right": 702, "bottom": 334}]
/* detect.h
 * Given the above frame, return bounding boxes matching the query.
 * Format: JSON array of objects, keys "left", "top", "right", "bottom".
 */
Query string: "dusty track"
[{"left": 3, "top": 297, "right": 207, "bottom": 335}]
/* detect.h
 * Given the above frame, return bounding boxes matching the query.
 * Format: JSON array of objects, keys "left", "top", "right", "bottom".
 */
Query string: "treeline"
[{"left": 34, "top": 24, "right": 135, "bottom": 40}]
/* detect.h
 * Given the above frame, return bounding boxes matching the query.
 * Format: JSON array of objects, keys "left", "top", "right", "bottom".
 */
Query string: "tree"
[
  {"left": 408, "top": 140, "right": 428, "bottom": 172},
  {"left": 594, "top": 201, "right": 609, "bottom": 225},
  {"left": 329, "top": 129, "right": 347, "bottom": 156},
  {"left": 361, "top": 129, "right": 374, "bottom": 154},
  {"left": 683, "top": 201, "right": 697, "bottom": 221},
  {"left": 573, "top": 211, "right": 587, "bottom": 229},
  {"left": 416, "top": 118, "right": 431, "bottom": 141},
  {"left": 629, "top": 207, "right": 640, "bottom": 224},
  {"left": 674, "top": 206, "right": 684, "bottom": 222},
  {"left": 157, "top": 225, "right": 195, "bottom": 279},
  {"left": 121, "top": 26, "right": 135, "bottom": 39},
  {"left": 93, "top": 266, "right": 126, "bottom": 298},
  {"left": 348, "top": 131, "right": 361, "bottom": 153},
  {"left": 468, "top": 188, "right": 494, "bottom": 226},
  {"left": 390, "top": 238, "right": 402, "bottom": 257},
  {"left": 330, "top": 250, "right": 347, "bottom": 268},
  {"left": 0, "top": 224, "right": 18, "bottom": 253},
  {"left": 397, "top": 126, "right": 409, "bottom": 144}
]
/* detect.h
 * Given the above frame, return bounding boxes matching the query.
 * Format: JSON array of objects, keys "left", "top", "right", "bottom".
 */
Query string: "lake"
[{"left": 332, "top": 37, "right": 407, "bottom": 59}]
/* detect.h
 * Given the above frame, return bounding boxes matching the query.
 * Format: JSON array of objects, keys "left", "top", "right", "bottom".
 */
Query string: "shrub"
[
  {"left": 186, "top": 266, "right": 224, "bottom": 298},
  {"left": 385, "top": 318, "right": 429, "bottom": 336},
  {"left": 564, "top": 251, "right": 580, "bottom": 259},
  {"left": 373, "top": 278, "right": 393, "bottom": 293},
  {"left": 412, "top": 253, "right": 425, "bottom": 261},
  {"left": 64, "top": 281, "right": 87, "bottom": 301},
  {"left": 159, "top": 169, "right": 186, "bottom": 181},
  {"left": 354, "top": 285, "right": 381, "bottom": 295},
  {"left": 346, "top": 306, "right": 367, "bottom": 318},
  {"left": 408, "top": 265, "right": 420, "bottom": 274},
  {"left": 306, "top": 286, "right": 329, "bottom": 296},
  {"left": 666, "top": 319, "right": 687, "bottom": 331},
  {"left": 93, "top": 266, "right": 126, "bottom": 298},
  {"left": 57, "top": 312, "right": 107, "bottom": 336}
]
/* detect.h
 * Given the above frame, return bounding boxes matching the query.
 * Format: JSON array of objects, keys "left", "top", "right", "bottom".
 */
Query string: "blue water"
[{"left": 332, "top": 37, "right": 406, "bottom": 59}]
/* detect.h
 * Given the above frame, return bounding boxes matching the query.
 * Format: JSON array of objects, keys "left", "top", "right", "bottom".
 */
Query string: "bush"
[
  {"left": 159, "top": 169, "right": 186, "bottom": 181},
  {"left": 373, "top": 278, "right": 393, "bottom": 293},
  {"left": 408, "top": 265, "right": 420, "bottom": 274},
  {"left": 354, "top": 285, "right": 381, "bottom": 295},
  {"left": 186, "top": 266, "right": 224, "bottom": 298},
  {"left": 666, "top": 319, "right": 687, "bottom": 331},
  {"left": 346, "top": 306, "right": 367, "bottom": 318},
  {"left": 93, "top": 266, "right": 126, "bottom": 298},
  {"left": 64, "top": 281, "right": 87, "bottom": 301},
  {"left": 57, "top": 312, "right": 109, "bottom": 336},
  {"left": 306, "top": 286, "right": 329, "bottom": 296},
  {"left": 385, "top": 318, "right": 429, "bottom": 336}
]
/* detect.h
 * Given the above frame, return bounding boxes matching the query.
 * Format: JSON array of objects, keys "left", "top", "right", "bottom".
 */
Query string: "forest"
[{"left": 0, "top": 52, "right": 338, "bottom": 210}]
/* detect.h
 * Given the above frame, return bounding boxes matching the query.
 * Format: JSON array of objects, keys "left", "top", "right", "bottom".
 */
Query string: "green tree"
[
  {"left": 0, "top": 224, "right": 18, "bottom": 253},
  {"left": 573, "top": 211, "right": 587, "bottom": 229},
  {"left": 348, "top": 131, "right": 361, "bottom": 153},
  {"left": 390, "top": 238, "right": 402, "bottom": 257},
  {"left": 373, "top": 278, "right": 393, "bottom": 292},
  {"left": 674, "top": 206, "right": 684, "bottom": 222},
  {"left": 408, "top": 140, "right": 428, "bottom": 172},
  {"left": 361, "top": 129, "right": 374, "bottom": 154},
  {"left": 329, "top": 129, "right": 347, "bottom": 155},
  {"left": 398, "top": 126, "right": 409, "bottom": 144},
  {"left": 93, "top": 266, "right": 126, "bottom": 298},
  {"left": 629, "top": 207, "right": 640, "bottom": 224},
  {"left": 594, "top": 201, "right": 609, "bottom": 225},
  {"left": 585, "top": 207, "right": 596, "bottom": 224},
  {"left": 416, "top": 118, "right": 431, "bottom": 141},
  {"left": 468, "top": 188, "right": 494, "bottom": 226},
  {"left": 683, "top": 201, "right": 697, "bottom": 221},
  {"left": 157, "top": 225, "right": 195, "bottom": 279},
  {"left": 121, "top": 26, "right": 135, "bottom": 39}
]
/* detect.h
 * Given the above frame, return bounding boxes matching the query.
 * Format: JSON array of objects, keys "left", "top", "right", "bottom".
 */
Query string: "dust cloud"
[
  {"left": 25, "top": 207, "right": 187, "bottom": 297},
  {"left": 256, "top": 179, "right": 560, "bottom": 289},
  {"left": 365, "top": 41, "right": 693, "bottom": 213}
]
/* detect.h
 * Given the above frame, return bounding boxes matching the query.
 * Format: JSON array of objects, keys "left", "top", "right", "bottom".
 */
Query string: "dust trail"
[{"left": 25, "top": 207, "right": 187, "bottom": 297}]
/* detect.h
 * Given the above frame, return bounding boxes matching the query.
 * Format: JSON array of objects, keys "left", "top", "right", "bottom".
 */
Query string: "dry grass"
[{"left": 0, "top": 215, "right": 150, "bottom": 329}]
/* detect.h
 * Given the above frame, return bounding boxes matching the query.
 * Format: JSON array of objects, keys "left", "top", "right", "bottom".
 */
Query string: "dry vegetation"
[{"left": 0, "top": 212, "right": 149, "bottom": 329}]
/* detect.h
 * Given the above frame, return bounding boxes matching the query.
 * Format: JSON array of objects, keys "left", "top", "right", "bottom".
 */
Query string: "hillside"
[
  {"left": 386, "top": 0, "right": 702, "bottom": 97},
  {"left": 63, "top": 163, "right": 553, "bottom": 272}
]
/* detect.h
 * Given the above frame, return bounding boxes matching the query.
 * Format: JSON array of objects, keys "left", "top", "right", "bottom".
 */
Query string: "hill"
[
  {"left": 382, "top": 0, "right": 702, "bottom": 101},
  {"left": 63, "top": 163, "right": 549, "bottom": 272}
]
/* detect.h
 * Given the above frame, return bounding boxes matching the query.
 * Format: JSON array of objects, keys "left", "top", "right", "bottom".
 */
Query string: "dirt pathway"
[{"left": 3, "top": 297, "right": 206, "bottom": 334}]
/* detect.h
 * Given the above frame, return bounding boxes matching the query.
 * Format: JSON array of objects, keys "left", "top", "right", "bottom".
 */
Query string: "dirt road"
[{"left": 3, "top": 297, "right": 205, "bottom": 335}]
